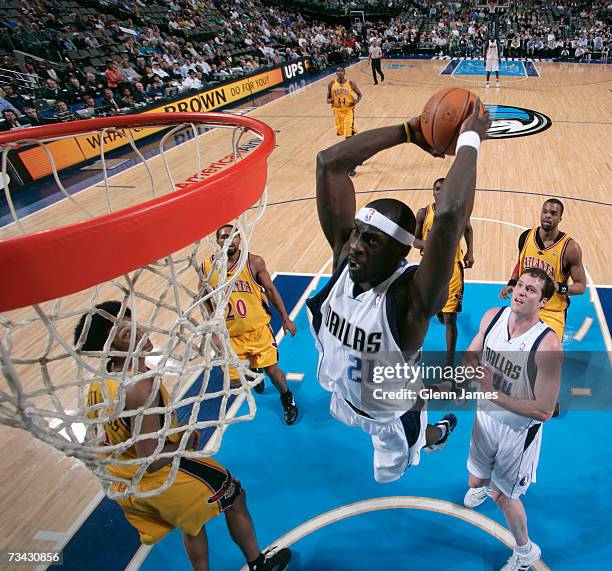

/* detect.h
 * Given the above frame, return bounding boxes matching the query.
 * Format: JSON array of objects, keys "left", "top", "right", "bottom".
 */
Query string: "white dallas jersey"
[
  {"left": 479, "top": 307, "right": 553, "bottom": 430},
  {"left": 486, "top": 40, "right": 499, "bottom": 61},
  {"left": 307, "top": 258, "right": 420, "bottom": 424}
]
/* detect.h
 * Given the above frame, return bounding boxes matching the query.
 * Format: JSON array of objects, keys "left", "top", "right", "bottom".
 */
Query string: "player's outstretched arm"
[
  {"left": 413, "top": 206, "right": 427, "bottom": 251},
  {"left": 316, "top": 118, "right": 442, "bottom": 267},
  {"left": 500, "top": 230, "right": 528, "bottom": 298},
  {"left": 250, "top": 254, "right": 297, "bottom": 335},
  {"left": 350, "top": 81, "right": 362, "bottom": 106},
  {"left": 563, "top": 239, "right": 587, "bottom": 296},
  {"left": 409, "top": 101, "right": 490, "bottom": 320},
  {"left": 463, "top": 220, "right": 475, "bottom": 268}
]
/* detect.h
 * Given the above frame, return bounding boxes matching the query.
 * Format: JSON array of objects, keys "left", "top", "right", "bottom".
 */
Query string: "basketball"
[{"left": 420, "top": 88, "right": 485, "bottom": 155}]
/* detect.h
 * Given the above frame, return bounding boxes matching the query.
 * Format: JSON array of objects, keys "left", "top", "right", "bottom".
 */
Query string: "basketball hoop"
[
  {"left": 477, "top": 0, "right": 499, "bottom": 12},
  {"left": 0, "top": 113, "right": 274, "bottom": 498}
]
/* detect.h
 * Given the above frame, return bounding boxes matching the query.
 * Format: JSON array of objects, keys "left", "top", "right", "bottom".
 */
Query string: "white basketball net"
[{"left": 0, "top": 118, "right": 267, "bottom": 499}]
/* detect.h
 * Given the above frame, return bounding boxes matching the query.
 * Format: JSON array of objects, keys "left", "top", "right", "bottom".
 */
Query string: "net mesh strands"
[{"left": 0, "top": 113, "right": 274, "bottom": 499}]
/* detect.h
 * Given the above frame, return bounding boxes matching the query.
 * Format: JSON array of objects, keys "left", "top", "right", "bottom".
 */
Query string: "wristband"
[
  {"left": 403, "top": 121, "right": 411, "bottom": 144},
  {"left": 456, "top": 130, "right": 481, "bottom": 155},
  {"left": 558, "top": 283, "right": 568, "bottom": 295},
  {"left": 507, "top": 279, "right": 517, "bottom": 287}
]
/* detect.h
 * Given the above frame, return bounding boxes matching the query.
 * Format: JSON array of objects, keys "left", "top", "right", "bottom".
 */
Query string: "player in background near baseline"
[
  {"left": 415, "top": 176, "right": 474, "bottom": 368},
  {"left": 463, "top": 268, "right": 562, "bottom": 571},
  {"left": 484, "top": 36, "right": 501, "bottom": 89},
  {"left": 204, "top": 226, "right": 299, "bottom": 425},
  {"left": 308, "top": 99, "right": 491, "bottom": 483},
  {"left": 75, "top": 301, "right": 291, "bottom": 571},
  {"left": 499, "top": 199, "right": 586, "bottom": 343},
  {"left": 327, "top": 66, "right": 362, "bottom": 177}
]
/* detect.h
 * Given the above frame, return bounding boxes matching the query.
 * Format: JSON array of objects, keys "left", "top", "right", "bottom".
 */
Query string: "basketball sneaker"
[
  {"left": 280, "top": 390, "right": 298, "bottom": 425},
  {"left": 500, "top": 542, "right": 542, "bottom": 571},
  {"left": 250, "top": 547, "right": 292, "bottom": 571},
  {"left": 463, "top": 485, "right": 492, "bottom": 508},
  {"left": 485, "top": 81, "right": 490, "bottom": 88},
  {"left": 425, "top": 413, "right": 457, "bottom": 452},
  {"left": 496, "top": 79, "right": 500, "bottom": 88}
]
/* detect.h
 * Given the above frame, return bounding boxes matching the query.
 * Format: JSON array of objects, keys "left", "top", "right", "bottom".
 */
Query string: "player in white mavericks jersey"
[
  {"left": 463, "top": 268, "right": 562, "bottom": 571},
  {"left": 308, "top": 100, "right": 491, "bottom": 483},
  {"left": 484, "top": 37, "right": 501, "bottom": 89}
]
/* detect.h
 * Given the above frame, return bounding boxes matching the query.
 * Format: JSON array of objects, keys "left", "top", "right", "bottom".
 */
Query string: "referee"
[{"left": 368, "top": 39, "right": 384, "bottom": 85}]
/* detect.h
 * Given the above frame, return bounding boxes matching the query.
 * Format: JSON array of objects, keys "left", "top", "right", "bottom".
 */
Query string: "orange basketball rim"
[{"left": 0, "top": 113, "right": 276, "bottom": 312}]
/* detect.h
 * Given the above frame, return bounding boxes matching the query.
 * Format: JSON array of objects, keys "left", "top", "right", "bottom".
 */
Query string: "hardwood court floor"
[{"left": 0, "top": 58, "right": 610, "bottom": 564}]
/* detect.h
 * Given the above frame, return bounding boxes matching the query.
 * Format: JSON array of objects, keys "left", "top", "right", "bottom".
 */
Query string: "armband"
[{"left": 403, "top": 121, "right": 411, "bottom": 144}]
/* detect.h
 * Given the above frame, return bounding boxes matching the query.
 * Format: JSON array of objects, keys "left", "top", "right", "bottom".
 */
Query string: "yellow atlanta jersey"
[
  {"left": 203, "top": 254, "right": 271, "bottom": 336},
  {"left": 330, "top": 79, "right": 356, "bottom": 110},
  {"left": 422, "top": 204, "right": 463, "bottom": 262},
  {"left": 518, "top": 228, "right": 571, "bottom": 328},
  {"left": 86, "top": 378, "right": 181, "bottom": 479}
]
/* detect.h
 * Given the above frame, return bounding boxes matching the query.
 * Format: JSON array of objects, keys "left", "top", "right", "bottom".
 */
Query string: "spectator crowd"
[
  {"left": 0, "top": 0, "right": 609, "bottom": 130},
  {"left": 0, "top": 0, "right": 362, "bottom": 129},
  {"left": 365, "top": 0, "right": 610, "bottom": 59}
]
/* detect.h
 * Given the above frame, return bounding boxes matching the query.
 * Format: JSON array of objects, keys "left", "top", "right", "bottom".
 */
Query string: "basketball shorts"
[
  {"left": 538, "top": 307, "right": 564, "bottom": 341},
  {"left": 485, "top": 58, "right": 499, "bottom": 72},
  {"left": 115, "top": 457, "right": 242, "bottom": 544},
  {"left": 467, "top": 410, "right": 542, "bottom": 499},
  {"left": 329, "top": 392, "right": 427, "bottom": 483},
  {"left": 334, "top": 108, "right": 356, "bottom": 137},
  {"left": 441, "top": 261, "right": 464, "bottom": 313},
  {"left": 230, "top": 324, "right": 278, "bottom": 380}
]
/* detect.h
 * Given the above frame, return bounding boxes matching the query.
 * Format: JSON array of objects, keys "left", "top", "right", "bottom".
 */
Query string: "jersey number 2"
[{"left": 347, "top": 355, "right": 362, "bottom": 383}]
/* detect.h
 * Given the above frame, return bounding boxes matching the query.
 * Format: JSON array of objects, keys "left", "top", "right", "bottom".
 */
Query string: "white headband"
[{"left": 355, "top": 207, "right": 415, "bottom": 246}]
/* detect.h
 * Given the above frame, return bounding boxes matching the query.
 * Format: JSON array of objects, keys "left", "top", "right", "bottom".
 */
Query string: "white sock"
[{"left": 515, "top": 540, "right": 532, "bottom": 555}]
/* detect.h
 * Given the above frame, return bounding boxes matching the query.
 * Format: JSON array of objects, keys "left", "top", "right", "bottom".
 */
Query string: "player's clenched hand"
[
  {"left": 283, "top": 319, "right": 297, "bottom": 337},
  {"left": 408, "top": 116, "right": 445, "bottom": 158},
  {"left": 499, "top": 285, "right": 514, "bottom": 299},
  {"left": 463, "top": 252, "right": 475, "bottom": 268},
  {"left": 460, "top": 97, "right": 491, "bottom": 140}
]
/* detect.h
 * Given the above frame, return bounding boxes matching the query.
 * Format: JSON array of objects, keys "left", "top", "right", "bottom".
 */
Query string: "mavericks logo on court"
[{"left": 485, "top": 105, "right": 552, "bottom": 139}]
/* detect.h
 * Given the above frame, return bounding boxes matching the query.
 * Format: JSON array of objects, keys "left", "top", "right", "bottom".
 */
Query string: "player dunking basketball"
[
  {"left": 75, "top": 301, "right": 291, "bottom": 571},
  {"left": 307, "top": 100, "right": 491, "bottom": 482},
  {"left": 327, "top": 66, "right": 362, "bottom": 176}
]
